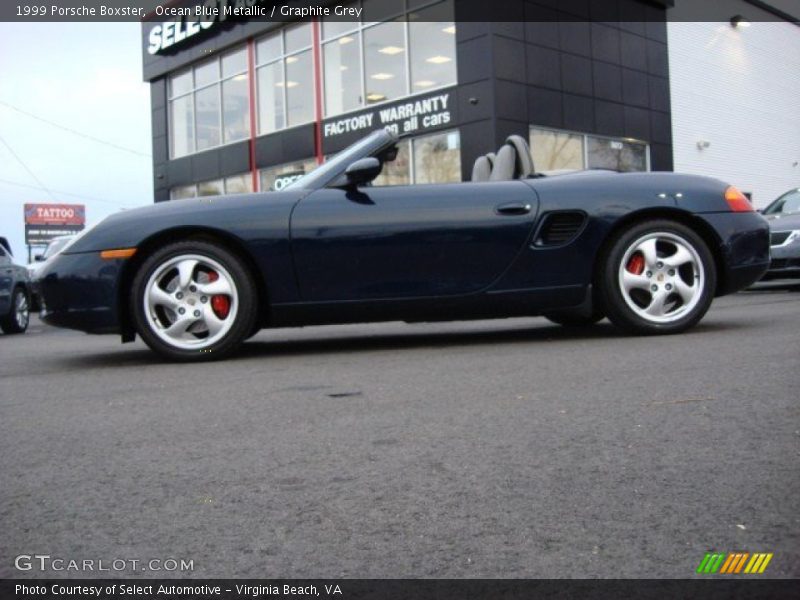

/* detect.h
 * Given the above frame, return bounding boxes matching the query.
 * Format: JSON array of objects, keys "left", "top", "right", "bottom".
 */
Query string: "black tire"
[
  {"left": 1, "top": 287, "right": 30, "bottom": 334},
  {"left": 599, "top": 219, "right": 716, "bottom": 335},
  {"left": 544, "top": 308, "right": 604, "bottom": 327},
  {"left": 131, "top": 240, "right": 258, "bottom": 361}
]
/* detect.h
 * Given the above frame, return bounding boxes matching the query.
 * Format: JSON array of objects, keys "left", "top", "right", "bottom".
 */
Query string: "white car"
[{"left": 28, "top": 235, "right": 74, "bottom": 311}]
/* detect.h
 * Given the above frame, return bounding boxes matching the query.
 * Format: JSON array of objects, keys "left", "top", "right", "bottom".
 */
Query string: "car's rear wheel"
[
  {"left": 1, "top": 287, "right": 30, "bottom": 334},
  {"left": 600, "top": 220, "right": 716, "bottom": 334},
  {"left": 131, "top": 241, "right": 258, "bottom": 361}
]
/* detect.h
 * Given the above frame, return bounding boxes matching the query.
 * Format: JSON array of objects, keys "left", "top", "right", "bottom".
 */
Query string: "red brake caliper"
[
  {"left": 206, "top": 270, "right": 230, "bottom": 319},
  {"left": 626, "top": 253, "right": 645, "bottom": 275}
]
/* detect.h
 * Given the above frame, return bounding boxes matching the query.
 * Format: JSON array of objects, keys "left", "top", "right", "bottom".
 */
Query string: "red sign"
[{"left": 24, "top": 203, "right": 86, "bottom": 226}]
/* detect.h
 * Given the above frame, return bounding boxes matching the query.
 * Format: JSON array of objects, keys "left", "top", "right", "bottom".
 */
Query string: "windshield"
[
  {"left": 284, "top": 129, "right": 398, "bottom": 191},
  {"left": 44, "top": 236, "right": 73, "bottom": 259},
  {"left": 764, "top": 189, "right": 800, "bottom": 215}
]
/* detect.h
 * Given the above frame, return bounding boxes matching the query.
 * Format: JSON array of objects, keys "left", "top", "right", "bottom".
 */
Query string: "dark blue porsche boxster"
[{"left": 39, "top": 129, "right": 770, "bottom": 361}]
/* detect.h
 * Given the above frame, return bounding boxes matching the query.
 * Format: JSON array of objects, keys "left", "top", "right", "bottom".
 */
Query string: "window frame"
[
  {"left": 320, "top": 0, "right": 456, "bottom": 120},
  {"left": 529, "top": 125, "right": 651, "bottom": 173},
  {"left": 372, "top": 128, "right": 461, "bottom": 186},
  {"left": 169, "top": 172, "right": 253, "bottom": 200},
  {"left": 255, "top": 24, "right": 315, "bottom": 135},
  {"left": 167, "top": 46, "right": 250, "bottom": 159}
]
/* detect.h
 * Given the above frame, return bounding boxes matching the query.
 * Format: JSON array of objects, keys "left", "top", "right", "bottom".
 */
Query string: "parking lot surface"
[{"left": 1, "top": 288, "right": 798, "bottom": 578}]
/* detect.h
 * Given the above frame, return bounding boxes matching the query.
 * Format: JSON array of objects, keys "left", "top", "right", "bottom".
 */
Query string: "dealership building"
[{"left": 141, "top": 0, "right": 799, "bottom": 206}]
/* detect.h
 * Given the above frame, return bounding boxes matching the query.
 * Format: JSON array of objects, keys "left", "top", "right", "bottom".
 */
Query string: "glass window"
[
  {"left": 198, "top": 179, "right": 224, "bottom": 197},
  {"left": 257, "top": 61, "right": 285, "bottom": 134},
  {"left": 194, "top": 58, "right": 219, "bottom": 88},
  {"left": 781, "top": 192, "right": 800, "bottom": 214},
  {"left": 408, "top": 7, "right": 456, "bottom": 92},
  {"left": 374, "top": 139, "right": 411, "bottom": 186},
  {"left": 195, "top": 85, "right": 221, "bottom": 151},
  {"left": 321, "top": 1, "right": 456, "bottom": 119},
  {"left": 222, "top": 76, "right": 249, "bottom": 143},
  {"left": 222, "top": 48, "right": 247, "bottom": 78},
  {"left": 372, "top": 130, "right": 461, "bottom": 186},
  {"left": 285, "top": 50, "right": 314, "bottom": 126},
  {"left": 170, "top": 185, "right": 197, "bottom": 200},
  {"left": 171, "top": 173, "right": 252, "bottom": 200},
  {"left": 256, "top": 28, "right": 315, "bottom": 133},
  {"left": 224, "top": 173, "right": 253, "bottom": 194},
  {"left": 323, "top": 32, "right": 362, "bottom": 116},
  {"left": 530, "top": 126, "right": 649, "bottom": 173},
  {"left": 261, "top": 159, "right": 318, "bottom": 191},
  {"left": 169, "top": 69, "right": 193, "bottom": 96},
  {"left": 322, "top": 7, "right": 359, "bottom": 39},
  {"left": 284, "top": 22, "right": 312, "bottom": 54},
  {"left": 168, "top": 45, "right": 250, "bottom": 158},
  {"left": 413, "top": 130, "right": 461, "bottom": 184},
  {"left": 363, "top": 20, "right": 407, "bottom": 104},
  {"left": 766, "top": 190, "right": 800, "bottom": 215},
  {"left": 256, "top": 34, "right": 281, "bottom": 63},
  {"left": 587, "top": 136, "right": 647, "bottom": 172},
  {"left": 530, "top": 128, "right": 585, "bottom": 171},
  {"left": 169, "top": 95, "right": 194, "bottom": 158}
]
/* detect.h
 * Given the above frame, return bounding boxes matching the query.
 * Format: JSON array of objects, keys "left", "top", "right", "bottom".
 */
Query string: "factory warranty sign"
[
  {"left": 321, "top": 87, "right": 458, "bottom": 153},
  {"left": 24, "top": 203, "right": 85, "bottom": 245}
]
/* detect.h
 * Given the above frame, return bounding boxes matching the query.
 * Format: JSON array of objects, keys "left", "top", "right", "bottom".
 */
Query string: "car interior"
[{"left": 470, "top": 135, "right": 536, "bottom": 182}]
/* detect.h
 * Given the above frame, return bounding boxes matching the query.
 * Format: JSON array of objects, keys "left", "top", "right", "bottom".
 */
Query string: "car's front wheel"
[
  {"left": 131, "top": 240, "right": 258, "bottom": 361},
  {"left": 600, "top": 220, "right": 716, "bottom": 335},
  {"left": 1, "top": 287, "right": 30, "bottom": 334}
]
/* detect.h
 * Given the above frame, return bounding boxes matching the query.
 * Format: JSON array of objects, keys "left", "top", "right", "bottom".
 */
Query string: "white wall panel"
[{"left": 668, "top": 13, "right": 800, "bottom": 207}]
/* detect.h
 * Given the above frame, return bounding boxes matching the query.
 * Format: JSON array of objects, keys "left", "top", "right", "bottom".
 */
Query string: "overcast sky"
[{"left": 0, "top": 22, "right": 152, "bottom": 260}]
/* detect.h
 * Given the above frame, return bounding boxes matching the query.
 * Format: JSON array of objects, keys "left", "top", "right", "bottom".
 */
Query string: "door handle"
[{"left": 495, "top": 202, "right": 532, "bottom": 216}]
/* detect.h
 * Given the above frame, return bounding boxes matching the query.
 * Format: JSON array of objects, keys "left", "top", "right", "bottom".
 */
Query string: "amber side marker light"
[
  {"left": 100, "top": 248, "right": 137, "bottom": 260},
  {"left": 725, "top": 186, "right": 754, "bottom": 212}
]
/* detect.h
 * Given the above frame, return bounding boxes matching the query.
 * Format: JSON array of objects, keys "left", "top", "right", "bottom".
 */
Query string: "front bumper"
[
  {"left": 761, "top": 235, "right": 800, "bottom": 280},
  {"left": 38, "top": 252, "right": 124, "bottom": 334}
]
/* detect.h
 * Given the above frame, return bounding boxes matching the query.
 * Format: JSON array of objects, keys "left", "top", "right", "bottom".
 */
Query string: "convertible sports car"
[{"left": 39, "top": 129, "right": 769, "bottom": 361}]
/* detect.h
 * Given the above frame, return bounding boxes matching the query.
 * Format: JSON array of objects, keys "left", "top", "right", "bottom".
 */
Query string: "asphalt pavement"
[{"left": 1, "top": 287, "right": 798, "bottom": 578}]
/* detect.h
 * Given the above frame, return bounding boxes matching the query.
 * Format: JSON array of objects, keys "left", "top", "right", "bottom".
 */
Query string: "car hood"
[
  {"left": 765, "top": 212, "right": 800, "bottom": 230},
  {"left": 62, "top": 190, "right": 306, "bottom": 254}
]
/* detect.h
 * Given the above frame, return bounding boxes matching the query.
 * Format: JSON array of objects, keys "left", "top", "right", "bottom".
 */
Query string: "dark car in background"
[
  {"left": 761, "top": 188, "right": 800, "bottom": 281},
  {"left": 0, "top": 237, "right": 31, "bottom": 334}
]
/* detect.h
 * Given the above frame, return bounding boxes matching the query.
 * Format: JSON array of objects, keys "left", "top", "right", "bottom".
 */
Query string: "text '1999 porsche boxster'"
[{"left": 38, "top": 129, "right": 770, "bottom": 361}]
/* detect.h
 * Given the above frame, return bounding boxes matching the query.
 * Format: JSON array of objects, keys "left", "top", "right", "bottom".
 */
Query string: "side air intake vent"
[{"left": 533, "top": 212, "right": 587, "bottom": 247}]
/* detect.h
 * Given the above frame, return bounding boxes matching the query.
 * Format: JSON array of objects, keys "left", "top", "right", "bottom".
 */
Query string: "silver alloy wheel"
[
  {"left": 15, "top": 292, "right": 29, "bottom": 330},
  {"left": 142, "top": 254, "right": 239, "bottom": 351},
  {"left": 617, "top": 231, "right": 705, "bottom": 324}
]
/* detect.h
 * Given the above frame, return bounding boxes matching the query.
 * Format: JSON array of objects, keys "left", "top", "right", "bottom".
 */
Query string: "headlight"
[{"left": 787, "top": 230, "right": 800, "bottom": 245}]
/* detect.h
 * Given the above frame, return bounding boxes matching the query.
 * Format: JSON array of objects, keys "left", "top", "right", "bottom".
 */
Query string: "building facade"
[
  {"left": 142, "top": 0, "right": 676, "bottom": 202},
  {"left": 667, "top": 0, "right": 800, "bottom": 207}
]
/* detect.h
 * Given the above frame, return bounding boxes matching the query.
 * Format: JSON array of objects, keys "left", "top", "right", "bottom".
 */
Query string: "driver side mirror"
[
  {"left": 345, "top": 157, "right": 382, "bottom": 186},
  {"left": 34, "top": 254, "right": 44, "bottom": 262}
]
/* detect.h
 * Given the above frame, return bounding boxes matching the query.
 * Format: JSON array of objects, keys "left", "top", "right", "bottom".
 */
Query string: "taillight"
[{"left": 724, "top": 186, "right": 754, "bottom": 212}]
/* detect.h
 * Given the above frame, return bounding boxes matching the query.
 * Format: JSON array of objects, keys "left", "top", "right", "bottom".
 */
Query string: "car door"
[{"left": 290, "top": 181, "right": 539, "bottom": 301}]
